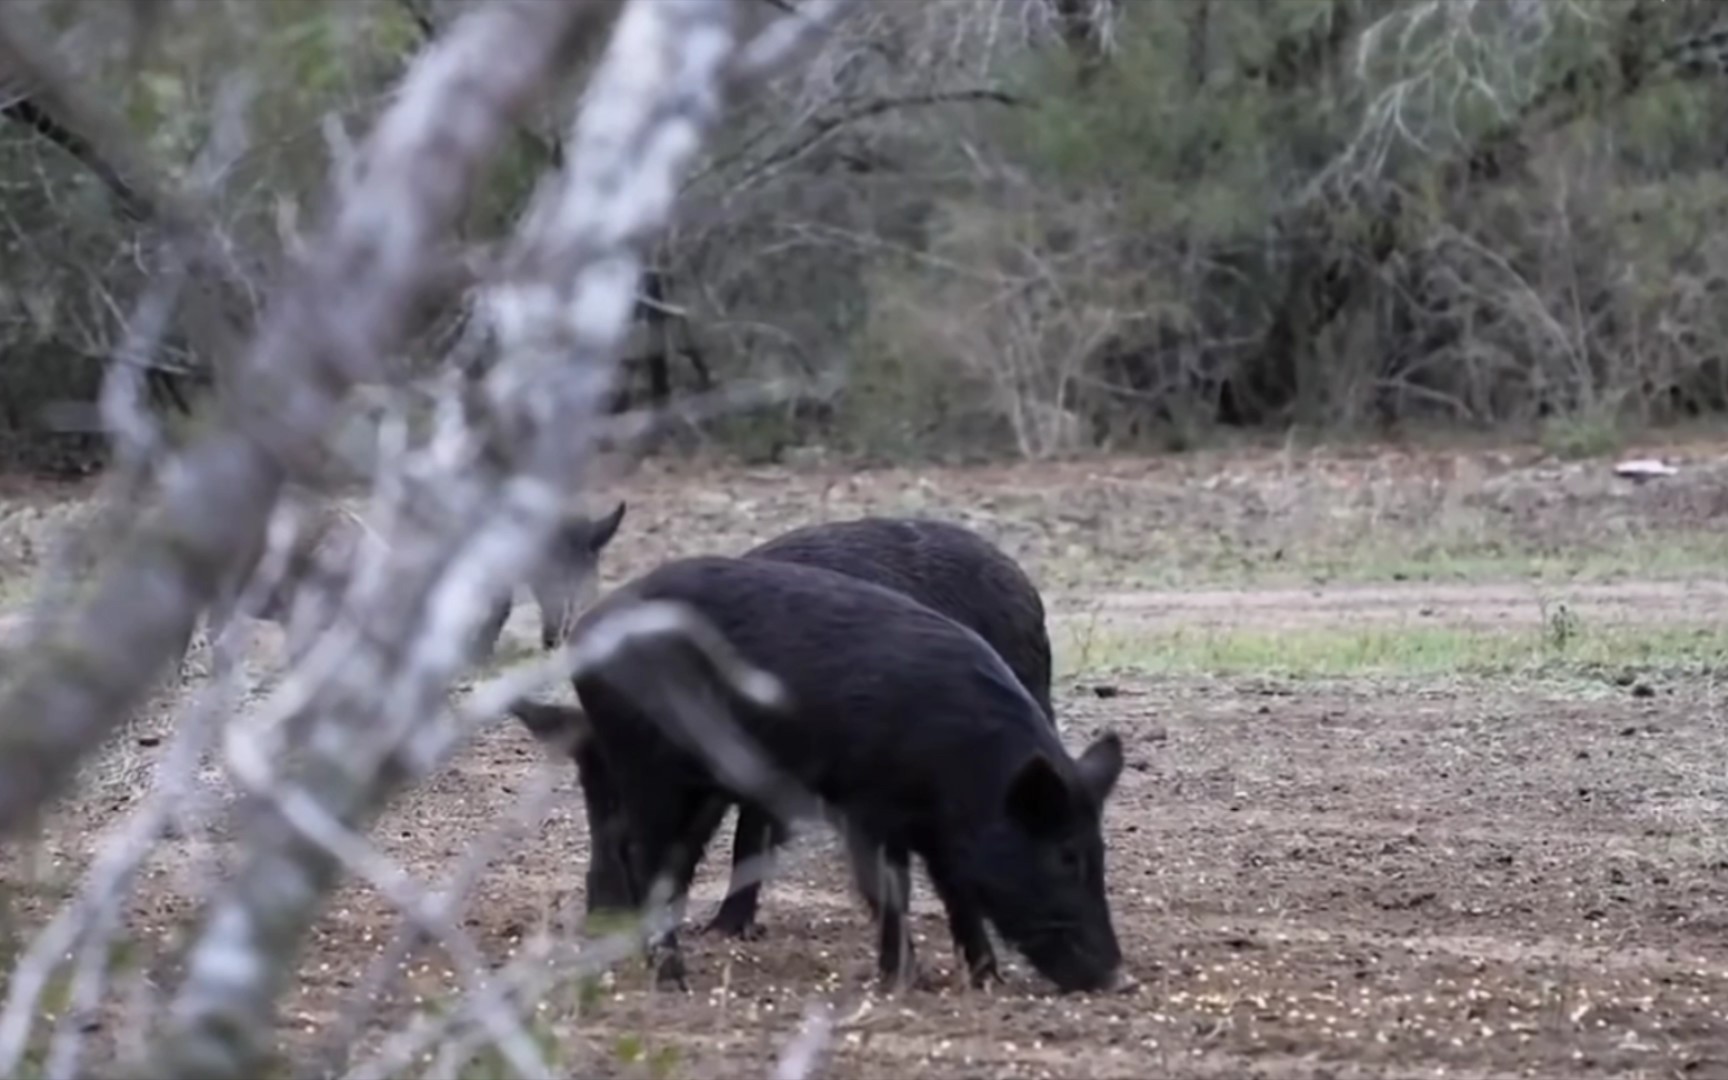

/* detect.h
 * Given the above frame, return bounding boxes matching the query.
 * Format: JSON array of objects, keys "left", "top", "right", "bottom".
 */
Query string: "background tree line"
[{"left": 4, "top": 0, "right": 1727, "bottom": 472}]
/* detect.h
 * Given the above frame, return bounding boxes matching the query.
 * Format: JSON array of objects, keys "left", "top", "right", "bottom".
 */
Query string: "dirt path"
[
  {"left": 228, "top": 657, "right": 1725, "bottom": 1080},
  {"left": 5, "top": 447, "right": 1728, "bottom": 1078},
  {"left": 1050, "top": 580, "right": 1728, "bottom": 632}
]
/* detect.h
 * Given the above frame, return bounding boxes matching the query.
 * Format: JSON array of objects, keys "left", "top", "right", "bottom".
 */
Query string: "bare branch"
[
  {"left": 773, "top": 1004, "right": 837, "bottom": 1080},
  {"left": 219, "top": 732, "right": 552, "bottom": 1080},
  {"left": 732, "top": 0, "right": 857, "bottom": 83},
  {"left": 302, "top": 771, "right": 563, "bottom": 1079},
  {"left": 0, "top": 1, "right": 860, "bottom": 1075},
  {"left": 720, "top": 86, "right": 1024, "bottom": 191},
  {"left": 147, "top": 1, "right": 843, "bottom": 1074},
  {"left": 0, "top": 623, "right": 241, "bottom": 1078},
  {"left": 330, "top": 600, "right": 789, "bottom": 1077}
]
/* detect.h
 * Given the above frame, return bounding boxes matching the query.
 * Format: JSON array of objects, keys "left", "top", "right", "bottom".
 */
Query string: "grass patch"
[
  {"left": 1059, "top": 620, "right": 1728, "bottom": 680},
  {"left": 1279, "top": 533, "right": 1728, "bottom": 588},
  {"left": 1088, "top": 530, "right": 1728, "bottom": 592},
  {"left": 1539, "top": 409, "right": 1626, "bottom": 461},
  {"left": 0, "top": 570, "right": 41, "bottom": 611}
]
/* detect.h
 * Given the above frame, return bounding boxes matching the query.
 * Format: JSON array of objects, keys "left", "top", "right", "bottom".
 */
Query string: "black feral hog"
[
  {"left": 524, "top": 515, "right": 1057, "bottom": 939},
  {"left": 212, "top": 498, "right": 626, "bottom": 664},
  {"left": 695, "top": 516, "right": 1054, "bottom": 938},
  {"left": 746, "top": 517, "right": 1053, "bottom": 718},
  {"left": 525, "top": 555, "right": 1124, "bottom": 994}
]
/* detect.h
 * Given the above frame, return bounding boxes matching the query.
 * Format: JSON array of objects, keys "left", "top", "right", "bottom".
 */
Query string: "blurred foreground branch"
[
  {"left": 143, "top": 0, "right": 851, "bottom": 1075},
  {"left": 0, "top": 0, "right": 611, "bottom": 840},
  {"left": 0, "top": 0, "right": 855, "bottom": 1073}
]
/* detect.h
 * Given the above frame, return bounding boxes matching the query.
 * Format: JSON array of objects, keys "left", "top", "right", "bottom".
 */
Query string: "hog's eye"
[{"left": 1059, "top": 848, "right": 1083, "bottom": 876}]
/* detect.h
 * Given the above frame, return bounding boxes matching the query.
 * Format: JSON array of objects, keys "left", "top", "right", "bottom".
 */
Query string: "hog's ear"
[
  {"left": 1076, "top": 731, "right": 1124, "bottom": 805},
  {"left": 1006, "top": 753, "right": 1076, "bottom": 835},
  {"left": 588, "top": 501, "right": 626, "bottom": 553}
]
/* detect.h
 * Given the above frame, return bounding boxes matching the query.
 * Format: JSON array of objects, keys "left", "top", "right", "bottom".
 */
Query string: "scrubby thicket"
[{"left": 6, "top": 0, "right": 1728, "bottom": 472}]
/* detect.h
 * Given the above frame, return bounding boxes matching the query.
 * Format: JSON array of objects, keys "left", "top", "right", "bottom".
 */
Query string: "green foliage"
[
  {"left": 453, "top": 1017, "right": 564, "bottom": 1080},
  {"left": 839, "top": 0, "right": 1728, "bottom": 458},
  {"left": 996, "top": 10, "right": 1292, "bottom": 235},
  {"left": 1061, "top": 618, "right": 1728, "bottom": 681},
  {"left": 853, "top": 4, "right": 1331, "bottom": 453},
  {"left": 840, "top": 262, "right": 1013, "bottom": 460},
  {"left": 1542, "top": 600, "right": 1581, "bottom": 654},
  {"left": 611, "top": 1032, "right": 682, "bottom": 1079},
  {"left": 1540, "top": 410, "right": 1624, "bottom": 461},
  {"left": 12, "top": 0, "right": 1728, "bottom": 472},
  {"left": 0, "top": 1, "right": 439, "bottom": 474},
  {"left": 463, "top": 129, "right": 561, "bottom": 243}
]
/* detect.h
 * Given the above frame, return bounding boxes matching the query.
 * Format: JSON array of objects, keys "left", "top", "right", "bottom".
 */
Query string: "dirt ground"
[{"left": 6, "top": 441, "right": 1728, "bottom": 1079}]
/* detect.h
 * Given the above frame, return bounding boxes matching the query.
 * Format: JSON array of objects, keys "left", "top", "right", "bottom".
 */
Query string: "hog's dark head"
[
  {"left": 505, "top": 697, "right": 639, "bottom": 916},
  {"left": 530, "top": 500, "right": 627, "bottom": 651},
  {"left": 966, "top": 731, "right": 1125, "bottom": 993}
]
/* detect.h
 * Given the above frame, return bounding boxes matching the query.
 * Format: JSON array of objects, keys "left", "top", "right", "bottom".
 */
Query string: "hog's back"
[
  {"left": 573, "top": 555, "right": 1058, "bottom": 830},
  {"left": 745, "top": 517, "right": 1053, "bottom": 722}
]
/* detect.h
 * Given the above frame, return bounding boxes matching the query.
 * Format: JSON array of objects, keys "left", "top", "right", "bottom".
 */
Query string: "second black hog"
[
  {"left": 709, "top": 515, "right": 1057, "bottom": 939},
  {"left": 539, "top": 555, "right": 1126, "bottom": 994}
]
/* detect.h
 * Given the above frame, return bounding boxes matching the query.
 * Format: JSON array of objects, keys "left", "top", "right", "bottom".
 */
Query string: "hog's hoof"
[
  {"left": 703, "top": 914, "right": 766, "bottom": 941},
  {"left": 649, "top": 948, "right": 690, "bottom": 992},
  {"left": 875, "top": 966, "right": 942, "bottom": 996}
]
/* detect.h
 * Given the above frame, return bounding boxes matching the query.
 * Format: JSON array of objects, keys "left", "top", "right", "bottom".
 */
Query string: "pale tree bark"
[
  {"left": 137, "top": 0, "right": 855, "bottom": 1076},
  {"left": 0, "top": 0, "right": 856, "bottom": 1074}
]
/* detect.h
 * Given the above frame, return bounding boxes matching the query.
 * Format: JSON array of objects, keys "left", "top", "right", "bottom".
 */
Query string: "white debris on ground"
[{"left": 1613, "top": 458, "right": 1679, "bottom": 481}]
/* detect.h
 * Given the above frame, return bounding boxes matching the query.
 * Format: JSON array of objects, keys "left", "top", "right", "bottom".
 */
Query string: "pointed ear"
[
  {"left": 1076, "top": 731, "right": 1124, "bottom": 805},
  {"left": 1005, "top": 753, "right": 1076, "bottom": 835},
  {"left": 588, "top": 500, "right": 626, "bottom": 553}
]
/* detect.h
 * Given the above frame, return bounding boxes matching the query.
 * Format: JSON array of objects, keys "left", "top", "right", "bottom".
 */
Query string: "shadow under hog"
[
  {"left": 211, "top": 497, "right": 626, "bottom": 666},
  {"left": 706, "top": 516, "right": 1055, "bottom": 939},
  {"left": 518, "top": 555, "right": 1125, "bottom": 995}
]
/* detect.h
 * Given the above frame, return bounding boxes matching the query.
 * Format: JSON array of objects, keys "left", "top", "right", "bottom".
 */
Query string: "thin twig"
[{"left": 773, "top": 1003, "right": 836, "bottom": 1080}]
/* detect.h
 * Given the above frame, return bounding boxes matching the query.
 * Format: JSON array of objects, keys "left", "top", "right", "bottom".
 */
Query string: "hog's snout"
[{"left": 1068, "top": 960, "right": 1124, "bottom": 994}]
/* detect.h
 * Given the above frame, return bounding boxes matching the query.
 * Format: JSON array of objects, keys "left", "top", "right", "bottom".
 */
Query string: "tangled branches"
[{"left": 0, "top": 0, "right": 855, "bottom": 1076}]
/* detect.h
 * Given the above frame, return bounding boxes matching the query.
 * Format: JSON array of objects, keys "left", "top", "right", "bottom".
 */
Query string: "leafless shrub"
[
  {"left": 866, "top": 196, "right": 1126, "bottom": 458},
  {"left": 9, "top": 0, "right": 1728, "bottom": 468}
]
